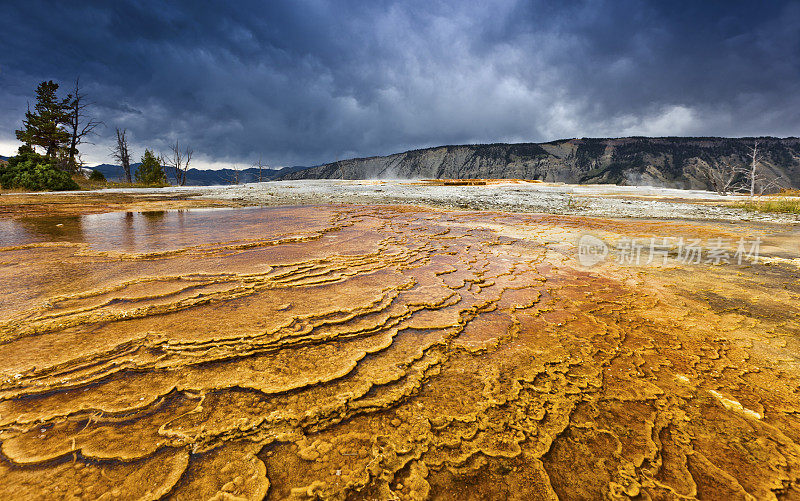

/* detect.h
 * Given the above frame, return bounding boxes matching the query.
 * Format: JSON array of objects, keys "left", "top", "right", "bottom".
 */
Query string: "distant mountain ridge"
[
  {"left": 1, "top": 153, "right": 305, "bottom": 185},
  {"left": 281, "top": 137, "right": 800, "bottom": 191},
  {"left": 92, "top": 164, "right": 307, "bottom": 185}
]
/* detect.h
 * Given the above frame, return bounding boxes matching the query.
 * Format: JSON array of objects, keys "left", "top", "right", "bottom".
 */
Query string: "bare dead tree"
[
  {"left": 157, "top": 149, "right": 172, "bottom": 185},
  {"left": 112, "top": 128, "right": 132, "bottom": 183},
  {"left": 167, "top": 139, "right": 193, "bottom": 185},
  {"left": 750, "top": 163, "right": 788, "bottom": 196},
  {"left": 756, "top": 173, "right": 789, "bottom": 195},
  {"left": 67, "top": 77, "right": 103, "bottom": 172},
  {"left": 222, "top": 164, "right": 240, "bottom": 185},
  {"left": 692, "top": 160, "right": 746, "bottom": 195},
  {"left": 747, "top": 141, "right": 760, "bottom": 197},
  {"left": 254, "top": 156, "right": 266, "bottom": 182},
  {"left": 75, "top": 152, "right": 86, "bottom": 170},
  {"left": 743, "top": 141, "right": 790, "bottom": 196},
  {"left": 158, "top": 152, "right": 169, "bottom": 177}
]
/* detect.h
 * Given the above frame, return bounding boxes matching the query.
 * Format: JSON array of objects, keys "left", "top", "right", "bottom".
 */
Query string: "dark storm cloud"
[{"left": 1, "top": 0, "right": 798, "bottom": 167}]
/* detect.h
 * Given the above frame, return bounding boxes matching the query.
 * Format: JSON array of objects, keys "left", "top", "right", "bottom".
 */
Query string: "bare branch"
[
  {"left": 254, "top": 156, "right": 266, "bottom": 182},
  {"left": 166, "top": 139, "right": 193, "bottom": 185},
  {"left": 67, "top": 76, "right": 104, "bottom": 172},
  {"left": 738, "top": 140, "right": 787, "bottom": 196},
  {"left": 222, "top": 165, "right": 240, "bottom": 185},
  {"left": 111, "top": 128, "right": 132, "bottom": 183},
  {"left": 748, "top": 141, "right": 760, "bottom": 197},
  {"left": 691, "top": 159, "right": 746, "bottom": 195}
]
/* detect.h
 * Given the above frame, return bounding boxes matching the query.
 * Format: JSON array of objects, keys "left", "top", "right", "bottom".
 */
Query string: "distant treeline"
[{"left": 92, "top": 164, "right": 308, "bottom": 186}]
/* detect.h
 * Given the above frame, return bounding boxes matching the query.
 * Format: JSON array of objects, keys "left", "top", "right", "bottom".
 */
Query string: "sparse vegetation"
[
  {"left": 734, "top": 197, "right": 800, "bottom": 214},
  {"left": 565, "top": 195, "right": 587, "bottom": 210},
  {"left": 7, "top": 80, "right": 179, "bottom": 191},
  {"left": 0, "top": 145, "right": 79, "bottom": 191},
  {"left": 71, "top": 176, "right": 169, "bottom": 190},
  {"left": 88, "top": 169, "right": 106, "bottom": 182},
  {"left": 134, "top": 149, "right": 167, "bottom": 185}
]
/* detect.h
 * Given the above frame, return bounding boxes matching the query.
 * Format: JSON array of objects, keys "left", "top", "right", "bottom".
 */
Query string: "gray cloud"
[{"left": 1, "top": 0, "right": 798, "bottom": 168}]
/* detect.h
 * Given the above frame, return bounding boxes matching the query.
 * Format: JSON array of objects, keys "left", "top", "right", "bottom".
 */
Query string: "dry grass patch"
[{"left": 734, "top": 197, "right": 800, "bottom": 214}]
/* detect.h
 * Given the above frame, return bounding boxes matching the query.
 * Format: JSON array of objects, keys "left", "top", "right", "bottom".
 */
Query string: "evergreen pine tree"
[
  {"left": 15, "top": 81, "right": 72, "bottom": 161},
  {"left": 134, "top": 149, "right": 167, "bottom": 185}
]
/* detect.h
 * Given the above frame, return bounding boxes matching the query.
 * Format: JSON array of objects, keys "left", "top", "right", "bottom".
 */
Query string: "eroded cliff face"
[
  {"left": 0, "top": 205, "right": 799, "bottom": 500},
  {"left": 282, "top": 137, "right": 800, "bottom": 190}
]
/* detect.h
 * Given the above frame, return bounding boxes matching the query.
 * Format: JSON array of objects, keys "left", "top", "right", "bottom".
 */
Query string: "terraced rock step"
[{"left": 0, "top": 205, "right": 798, "bottom": 500}]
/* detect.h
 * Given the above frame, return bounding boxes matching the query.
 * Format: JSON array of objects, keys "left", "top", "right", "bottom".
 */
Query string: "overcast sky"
[{"left": 1, "top": 0, "right": 798, "bottom": 169}]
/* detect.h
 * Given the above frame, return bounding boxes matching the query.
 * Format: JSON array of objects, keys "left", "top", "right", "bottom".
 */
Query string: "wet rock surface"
[
  {"left": 0, "top": 204, "right": 799, "bottom": 500},
  {"left": 195, "top": 180, "right": 800, "bottom": 224}
]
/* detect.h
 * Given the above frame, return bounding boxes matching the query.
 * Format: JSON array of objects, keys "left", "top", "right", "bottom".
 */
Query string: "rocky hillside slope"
[{"left": 282, "top": 137, "right": 800, "bottom": 191}]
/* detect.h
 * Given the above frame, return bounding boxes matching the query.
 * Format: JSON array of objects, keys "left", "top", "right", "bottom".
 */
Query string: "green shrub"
[
  {"left": 0, "top": 145, "right": 79, "bottom": 191},
  {"left": 134, "top": 149, "right": 167, "bottom": 185},
  {"left": 88, "top": 169, "right": 106, "bottom": 182}
]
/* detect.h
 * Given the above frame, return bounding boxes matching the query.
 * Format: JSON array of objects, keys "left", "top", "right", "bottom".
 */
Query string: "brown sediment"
[
  {"left": 412, "top": 179, "right": 544, "bottom": 186},
  {"left": 0, "top": 204, "right": 798, "bottom": 500},
  {"left": 0, "top": 192, "right": 248, "bottom": 218}
]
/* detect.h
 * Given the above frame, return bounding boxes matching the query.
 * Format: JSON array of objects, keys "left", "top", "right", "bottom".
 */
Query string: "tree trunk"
[
  {"left": 123, "top": 160, "right": 131, "bottom": 184},
  {"left": 69, "top": 107, "right": 79, "bottom": 172},
  {"left": 114, "top": 128, "right": 132, "bottom": 183},
  {"left": 749, "top": 142, "right": 758, "bottom": 197}
]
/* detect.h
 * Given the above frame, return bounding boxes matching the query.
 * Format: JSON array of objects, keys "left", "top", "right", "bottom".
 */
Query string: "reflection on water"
[
  {"left": 1, "top": 215, "right": 85, "bottom": 243},
  {"left": 141, "top": 210, "right": 166, "bottom": 223},
  {"left": 0, "top": 207, "right": 311, "bottom": 252},
  {"left": 1, "top": 205, "right": 799, "bottom": 499}
]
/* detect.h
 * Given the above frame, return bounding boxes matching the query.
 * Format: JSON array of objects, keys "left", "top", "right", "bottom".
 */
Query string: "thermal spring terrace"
[{"left": 0, "top": 203, "right": 799, "bottom": 500}]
